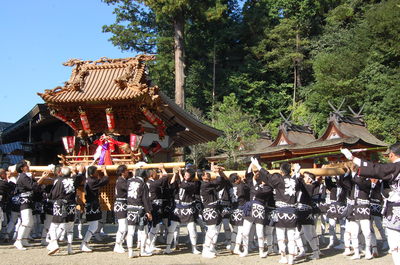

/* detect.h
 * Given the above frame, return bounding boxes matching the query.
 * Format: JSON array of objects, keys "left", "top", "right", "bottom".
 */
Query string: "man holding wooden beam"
[{"left": 341, "top": 142, "right": 400, "bottom": 265}]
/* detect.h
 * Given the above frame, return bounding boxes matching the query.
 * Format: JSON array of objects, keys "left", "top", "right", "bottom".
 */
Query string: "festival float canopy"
[{"left": 37, "top": 55, "right": 222, "bottom": 149}]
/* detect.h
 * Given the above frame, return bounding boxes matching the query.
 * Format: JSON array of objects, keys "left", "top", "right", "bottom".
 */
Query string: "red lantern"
[
  {"left": 78, "top": 108, "right": 91, "bottom": 133},
  {"left": 141, "top": 107, "right": 166, "bottom": 140},
  {"left": 62, "top": 136, "right": 75, "bottom": 153},
  {"left": 50, "top": 109, "right": 78, "bottom": 131},
  {"left": 105, "top": 108, "right": 116, "bottom": 132}
]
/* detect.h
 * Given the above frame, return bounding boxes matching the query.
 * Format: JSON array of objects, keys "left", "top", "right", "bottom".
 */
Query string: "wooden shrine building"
[
  {"left": 36, "top": 55, "right": 222, "bottom": 166},
  {"left": 207, "top": 104, "right": 387, "bottom": 167}
]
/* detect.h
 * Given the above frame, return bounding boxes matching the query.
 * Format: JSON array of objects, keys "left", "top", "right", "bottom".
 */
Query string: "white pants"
[
  {"left": 115, "top": 218, "right": 128, "bottom": 245},
  {"left": 50, "top": 222, "right": 74, "bottom": 244},
  {"left": 230, "top": 225, "right": 244, "bottom": 249},
  {"left": 127, "top": 224, "right": 148, "bottom": 252},
  {"left": 387, "top": 228, "right": 400, "bottom": 265},
  {"left": 276, "top": 227, "right": 296, "bottom": 256},
  {"left": 349, "top": 219, "right": 372, "bottom": 256},
  {"left": 328, "top": 218, "right": 338, "bottom": 244},
  {"left": 242, "top": 220, "right": 266, "bottom": 254},
  {"left": 296, "top": 225, "right": 319, "bottom": 252},
  {"left": 16, "top": 208, "right": 33, "bottom": 240},
  {"left": 203, "top": 224, "right": 221, "bottom": 250},
  {"left": 343, "top": 220, "right": 352, "bottom": 249},
  {"left": 166, "top": 221, "right": 197, "bottom": 250}
]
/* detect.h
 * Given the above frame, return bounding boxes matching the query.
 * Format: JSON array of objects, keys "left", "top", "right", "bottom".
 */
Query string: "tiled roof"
[
  {"left": 0, "top": 122, "right": 12, "bottom": 131},
  {"left": 206, "top": 137, "right": 273, "bottom": 161},
  {"left": 36, "top": 55, "right": 222, "bottom": 147},
  {"left": 0, "top": 141, "right": 24, "bottom": 164},
  {"left": 38, "top": 55, "right": 154, "bottom": 104}
]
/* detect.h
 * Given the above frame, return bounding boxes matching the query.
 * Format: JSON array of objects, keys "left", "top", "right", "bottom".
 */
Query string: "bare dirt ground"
[{"left": 0, "top": 224, "right": 393, "bottom": 265}]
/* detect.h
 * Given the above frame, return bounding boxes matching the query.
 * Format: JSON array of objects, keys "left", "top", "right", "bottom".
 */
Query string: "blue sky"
[{"left": 0, "top": 0, "right": 134, "bottom": 123}]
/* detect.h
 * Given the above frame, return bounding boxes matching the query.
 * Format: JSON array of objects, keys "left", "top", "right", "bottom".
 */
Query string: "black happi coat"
[
  {"left": 170, "top": 178, "right": 198, "bottom": 223},
  {"left": 16, "top": 173, "right": 41, "bottom": 210},
  {"left": 0, "top": 179, "right": 13, "bottom": 208},
  {"left": 50, "top": 173, "right": 84, "bottom": 223},
  {"left": 114, "top": 176, "right": 128, "bottom": 219},
  {"left": 267, "top": 171, "right": 299, "bottom": 228},
  {"left": 127, "top": 177, "right": 151, "bottom": 226},
  {"left": 200, "top": 176, "right": 224, "bottom": 225},
  {"left": 147, "top": 175, "right": 169, "bottom": 225},
  {"left": 85, "top": 174, "right": 109, "bottom": 221},
  {"left": 358, "top": 159, "right": 400, "bottom": 231},
  {"left": 297, "top": 179, "right": 319, "bottom": 225},
  {"left": 229, "top": 181, "right": 249, "bottom": 226}
]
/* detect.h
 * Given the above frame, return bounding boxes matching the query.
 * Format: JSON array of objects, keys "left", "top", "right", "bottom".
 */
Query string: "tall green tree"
[
  {"left": 102, "top": 0, "right": 229, "bottom": 108},
  {"left": 209, "top": 93, "right": 259, "bottom": 164},
  {"left": 304, "top": 0, "right": 400, "bottom": 142}
]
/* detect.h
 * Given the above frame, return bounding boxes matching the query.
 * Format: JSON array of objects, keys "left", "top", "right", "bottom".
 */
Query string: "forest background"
[{"left": 102, "top": 0, "right": 400, "bottom": 167}]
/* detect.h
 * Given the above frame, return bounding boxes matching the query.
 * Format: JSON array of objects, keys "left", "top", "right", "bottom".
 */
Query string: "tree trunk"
[
  {"left": 174, "top": 12, "right": 185, "bottom": 108},
  {"left": 293, "top": 31, "right": 302, "bottom": 107}
]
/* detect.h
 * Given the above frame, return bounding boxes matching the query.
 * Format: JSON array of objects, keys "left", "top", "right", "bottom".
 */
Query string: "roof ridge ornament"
[
  {"left": 328, "top": 99, "right": 346, "bottom": 122},
  {"left": 299, "top": 114, "right": 314, "bottom": 131},
  {"left": 348, "top": 104, "right": 365, "bottom": 120},
  {"left": 279, "top": 111, "right": 293, "bottom": 129}
]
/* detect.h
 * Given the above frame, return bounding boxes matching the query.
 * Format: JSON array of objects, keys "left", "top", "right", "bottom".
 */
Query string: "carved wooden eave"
[{"left": 36, "top": 55, "right": 222, "bottom": 145}]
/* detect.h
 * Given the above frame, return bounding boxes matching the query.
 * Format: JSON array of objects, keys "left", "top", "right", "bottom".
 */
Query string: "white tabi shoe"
[
  {"left": 202, "top": 249, "right": 216, "bottom": 259},
  {"left": 239, "top": 250, "right": 248, "bottom": 258},
  {"left": 128, "top": 248, "right": 138, "bottom": 258},
  {"left": 259, "top": 251, "right": 268, "bottom": 258},
  {"left": 295, "top": 250, "right": 306, "bottom": 259},
  {"left": 233, "top": 246, "right": 242, "bottom": 255},
  {"left": 14, "top": 240, "right": 27, "bottom": 250},
  {"left": 287, "top": 254, "right": 295, "bottom": 265},
  {"left": 47, "top": 241, "right": 60, "bottom": 255},
  {"left": 192, "top": 247, "right": 201, "bottom": 255},
  {"left": 140, "top": 249, "right": 152, "bottom": 257},
  {"left": 365, "top": 251, "right": 373, "bottom": 260},
  {"left": 279, "top": 255, "right": 288, "bottom": 264},
  {"left": 113, "top": 243, "right": 125, "bottom": 254},
  {"left": 343, "top": 247, "right": 352, "bottom": 256},
  {"left": 80, "top": 242, "right": 93, "bottom": 252}
]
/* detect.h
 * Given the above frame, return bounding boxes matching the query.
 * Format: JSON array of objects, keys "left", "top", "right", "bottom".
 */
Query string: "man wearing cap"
[{"left": 341, "top": 142, "right": 400, "bottom": 265}]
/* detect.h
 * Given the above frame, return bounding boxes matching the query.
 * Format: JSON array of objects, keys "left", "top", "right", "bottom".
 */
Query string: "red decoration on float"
[
  {"left": 62, "top": 136, "right": 75, "bottom": 153},
  {"left": 105, "top": 108, "right": 115, "bottom": 132},
  {"left": 50, "top": 109, "right": 78, "bottom": 131},
  {"left": 78, "top": 107, "right": 91, "bottom": 134},
  {"left": 141, "top": 141, "right": 162, "bottom": 156},
  {"left": 130, "top": 133, "right": 143, "bottom": 151},
  {"left": 141, "top": 107, "right": 166, "bottom": 140}
]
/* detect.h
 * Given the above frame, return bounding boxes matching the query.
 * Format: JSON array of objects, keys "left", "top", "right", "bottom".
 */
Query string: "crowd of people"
[{"left": 0, "top": 142, "right": 399, "bottom": 265}]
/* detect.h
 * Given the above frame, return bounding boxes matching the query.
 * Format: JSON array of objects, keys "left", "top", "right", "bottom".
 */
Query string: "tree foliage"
[{"left": 102, "top": 0, "right": 400, "bottom": 166}]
